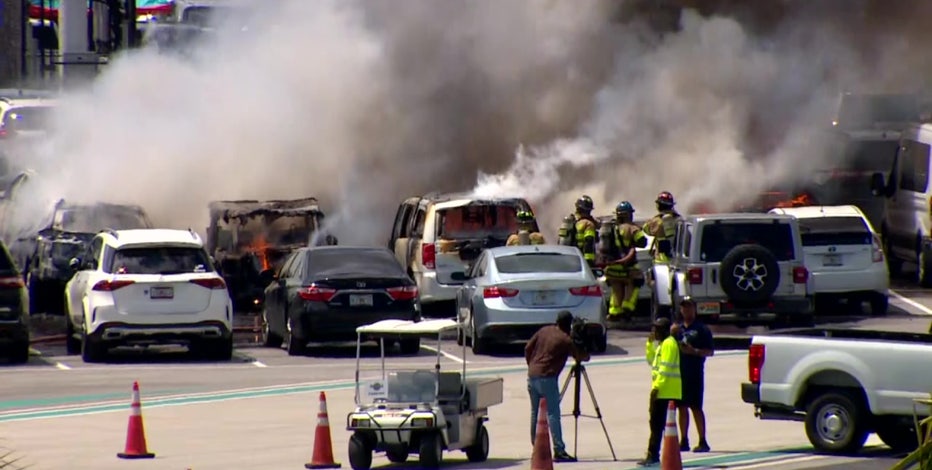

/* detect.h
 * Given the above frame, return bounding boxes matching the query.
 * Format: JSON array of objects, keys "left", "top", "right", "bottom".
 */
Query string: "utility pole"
[{"left": 0, "top": 0, "right": 25, "bottom": 86}]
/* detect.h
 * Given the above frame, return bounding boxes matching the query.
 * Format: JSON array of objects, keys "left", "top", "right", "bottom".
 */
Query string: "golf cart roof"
[{"left": 356, "top": 319, "right": 459, "bottom": 336}]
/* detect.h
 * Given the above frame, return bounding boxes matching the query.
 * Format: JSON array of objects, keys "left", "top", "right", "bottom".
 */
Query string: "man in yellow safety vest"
[{"left": 638, "top": 317, "right": 682, "bottom": 467}]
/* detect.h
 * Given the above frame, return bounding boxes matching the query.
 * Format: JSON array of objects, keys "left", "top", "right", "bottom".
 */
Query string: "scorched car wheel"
[{"left": 719, "top": 244, "right": 780, "bottom": 303}]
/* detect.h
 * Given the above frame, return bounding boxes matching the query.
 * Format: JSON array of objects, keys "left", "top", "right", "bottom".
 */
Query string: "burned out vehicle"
[
  {"left": 15, "top": 199, "right": 153, "bottom": 314},
  {"left": 206, "top": 198, "right": 336, "bottom": 312}
]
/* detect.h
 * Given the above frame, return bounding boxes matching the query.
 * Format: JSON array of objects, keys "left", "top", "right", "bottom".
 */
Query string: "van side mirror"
[
  {"left": 69, "top": 257, "right": 81, "bottom": 271},
  {"left": 870, "top": 172, "right": 888, "bottom": 197},
  {"left": 450, "top": 272, "right": 470, "bottom": 282}
]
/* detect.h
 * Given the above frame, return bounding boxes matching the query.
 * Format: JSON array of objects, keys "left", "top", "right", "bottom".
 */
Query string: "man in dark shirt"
[
  {"left": 676, "top": 297, "right": 714, "bottom": 452},
  {"left": 525, "top": 310, "right": 590, "bottom": 462}
]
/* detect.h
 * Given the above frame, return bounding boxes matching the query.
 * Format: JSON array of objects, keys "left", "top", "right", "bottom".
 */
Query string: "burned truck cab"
[{"left": 205, "top": 197, "right": 335, "bottom": 313}]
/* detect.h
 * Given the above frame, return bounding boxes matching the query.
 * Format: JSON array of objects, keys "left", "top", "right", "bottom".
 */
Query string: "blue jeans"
[{"left": 528, "top": 376, "right": 566, "bottom": 453}]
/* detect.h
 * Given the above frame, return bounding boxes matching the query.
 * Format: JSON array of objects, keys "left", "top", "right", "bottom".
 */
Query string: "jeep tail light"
[
  {"left": 422, "top": 243, "right": 436, "bottom": 270},
  {"left": 483, "top": 286, "right": 519, "bottom": 298},
  {"left": 749, "top": 343, "right": 765, "bottom": 384},
  {"left": 793, "top": 266, "right": 808, "bottom": 283},
  {"left": 92, "top": 279, "right": 135, "bottom": 291},
  {"left": 189, "top": 277, "right": 226, "bottom": 289},
  {"left": 298, "top": 285, "right": 337, "bottom": 302},
  {"left": 569, "top": 285, "right": 602, "bottom": 296},
  {"left": 687, "top": 267, "right": 702, "bottom": 284},
  {"left": 871, "top": 235, "right": 884, "bottom": 263},
  {"left": 0, "top": 276, "right": 24, "bottom": 289},
  {"left": 387, "top": 285, "right": 418, "bottom": 301}
]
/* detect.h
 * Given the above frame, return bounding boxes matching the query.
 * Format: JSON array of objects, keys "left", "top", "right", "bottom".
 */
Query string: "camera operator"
[
  {"left": 637, "top": 317, "right": 681, "bottom": 467},
  {"left": 525, "top": 310, "right": 590, "bottom": 462}
]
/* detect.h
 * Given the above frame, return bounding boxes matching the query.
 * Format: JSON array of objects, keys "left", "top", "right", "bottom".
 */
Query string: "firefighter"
[
  {"left": 643, "top": 191, "right": 682, "bottom": 263},
  {"left": 573, "top": 195, "right": 599, "bottom": 267},
  {"left": 507, "top": 211, "right": 546, "bottom": 246},
  {"left": 605, "top": 201, "right": 648, "bottom": 320},
  {"left": 557, "top": 214, "right": 577, "bottom": 246}
]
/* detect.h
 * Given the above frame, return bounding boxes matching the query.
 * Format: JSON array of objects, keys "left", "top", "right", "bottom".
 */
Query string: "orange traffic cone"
[
  {"left": 661, "top": 400, "right": 683, "bottom": 470},
  {"left": 305, "top": 391, "right": 341, "bottom": 469},
  {"left": 530, "top": 397, "right": 554, "bottom": 470},
  {"left": 117, "top": 381, "right": 155, "bottom": 459}
]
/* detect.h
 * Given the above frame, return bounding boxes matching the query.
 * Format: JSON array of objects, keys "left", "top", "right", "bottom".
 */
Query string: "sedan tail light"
[
  {"left": 92, "top": 279, "right": 135, "bottom": 291},
  {"left": 387, "top": 285, "right": 418, "bottom": 301},
  {"left": 871, "top": 234, "right": 884, "bottom": 263},
  {"left": 0, "top": 276, "right": 24, "bottom": 289},
  {"left": 483, "top": 286, "right": 519, "bottom": 298},
  {"left": 793, "top": 266, "right": 809, "bottom": 284},
  {"left": 298, "top": 285, "right": 337, "bottom": 302},
  {"left": 569, "top": 285, "right": 602, "bottom": 296},
  {"left": 190, "top": 277, "right": 227, "bottom": 289}
]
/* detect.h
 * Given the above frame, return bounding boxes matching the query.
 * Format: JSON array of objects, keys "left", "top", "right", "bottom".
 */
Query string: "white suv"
[
  {"left": 64, "top": 229, "right": 234, "bottom": 362},
  {"left": 769, "top": 205, "right": 889, "bottom": 315}
]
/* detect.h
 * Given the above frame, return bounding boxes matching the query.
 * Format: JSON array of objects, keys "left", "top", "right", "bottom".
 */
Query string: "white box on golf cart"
[{"left": 465, "top": 377, "right": 504, "bottom": 410}]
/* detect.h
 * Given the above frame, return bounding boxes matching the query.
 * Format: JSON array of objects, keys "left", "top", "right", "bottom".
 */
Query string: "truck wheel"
[
  {"left": 875, "top": 421, "right": 919, "bottom": 452},
  {"left": 804, "top": 392, "right": 869, "bottom": 454},
  {"left": 418, "top": 432, "right": 443, "bottom": 469},
  {"left": 465, "top": 422, "right": 490, "bottom": 463},
  {"left": 385, "top": 449, "right": 407, "bottom": 463},
  {"left": 399, "top": 338, "right": 420, "bottom": 355},
  {"left": 348, "top": 433, "right": 372, "bottom": 470}
]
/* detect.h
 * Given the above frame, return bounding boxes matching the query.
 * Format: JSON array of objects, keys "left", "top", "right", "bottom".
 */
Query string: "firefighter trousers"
[{"left": 605, "top": 266, "right": 642, "bottom": 317}]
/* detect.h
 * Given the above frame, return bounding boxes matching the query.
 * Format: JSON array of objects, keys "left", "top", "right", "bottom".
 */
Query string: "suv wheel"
[
  {"left": 720, "top": 244, "right": 780, "bottom": 303},
  {"left": 80, "top": 329, "right": 106, "bottom": 363}
]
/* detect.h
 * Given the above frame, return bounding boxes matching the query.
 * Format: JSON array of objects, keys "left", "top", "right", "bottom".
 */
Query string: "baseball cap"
[{"left": 680, "top": 296, "right": 696, "bottom": 306}]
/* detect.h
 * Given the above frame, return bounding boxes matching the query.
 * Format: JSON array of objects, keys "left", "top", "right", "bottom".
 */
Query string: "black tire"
[
  {"left": 385, "top": 449, "right": 408, "bottom": 463},
  {"left": 64, "top": 311, "right": 80, "bottom": 355},
  {"left": 918, "top": 244, "right": 932, "bottom": 288},
  {"left": 8, "top": 342, "right": 29, "bottom": 364},
  {"left": 260, "top": 309, "right": 283, "bottom": 348},
  {"left": 80, "top": 330, "right": 106, "bottom": 363},
  {"left": 470, "top": 316, "right": 489, "bottom": 355},
  {"left": 465, "top": 422, "right": 490, "bottom": 463},
  {"left": 285, "top": 319, "right": 306, "bottom": 356},
  {"left": 882, "top": 230, "right": 902, "bottom": 277},
  {"left": 875, "top": 421, "right": 919, "bottom": 453},
  {"left": 869, "top": 294, "right": 888, "bottom": 317},
  {"left": 719, "top": 244, "right": 780, "bottom": 303},
  {"left": 399, "top": 338, "right": 420, "bottom": 355},
  {"left": 348, "top": 433, "right": 372, "bottom": 470},
  {"left": 418, "top": 432, "right": 443, "bottom": 469},
  {"left": 194, "top": 338, "right": 234, "bottom": 361},
  {"left": 26, "top": 273, "right": 44, "bottom": 315},
  {"left": 804, "top": 392, "right": 869, "bottom": 454}
]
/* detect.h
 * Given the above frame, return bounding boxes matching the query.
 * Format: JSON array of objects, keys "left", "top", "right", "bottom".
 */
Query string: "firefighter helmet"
[
  {"left": 575, "top": 195, "right": 594, "bottom": 212},
  {"left": 516, "top": 210, "right": 535, "bottom": 224},
  {"left": 615, "top": 201, "right": 635, "bottom": 215},
  {"left": 656, "top": 191, "right": 675, "bottom": 207}
]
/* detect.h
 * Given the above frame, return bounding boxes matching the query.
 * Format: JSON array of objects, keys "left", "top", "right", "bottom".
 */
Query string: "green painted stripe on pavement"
[
  {"left": 0, "top": 389, "right": 188, "bottom": 411},
  {"left": 0, "top": 350, "right": 748, "bottom": 422},
  {"left": 622, "top": 447, "right": 816, "bottom": 469}
]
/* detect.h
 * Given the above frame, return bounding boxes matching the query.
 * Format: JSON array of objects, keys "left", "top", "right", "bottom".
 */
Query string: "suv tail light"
[
  {"left": 793, "top": 266, "right": 808, "bottom": 284},
  {"left": 0, "top": 276, "right": 24, "bottom": 289},
  {"left": 483, "top": 286, "right": 519, "bottom": 298},
  {"left": 190, "top": 277, "right": 226, "bottom": 289},
  {"left": 422, "top": 243, "right": 436, "bottom": 270},
  {"left": 387, "top": 285, "right": 418, "bottom": 301},
  {"left": 569, "top": 285, "right": 602, "bottom": 296},
  {"left": 687, "top": 267, "right": 703, "bottom": 284},
  {"left": 749, "top": 343, "right": 765, "bottom": 384},
  {"left": 871, "top": 234, "right": 884, "bottom": 263},
  {"left": 298, "top": 285, "right": 337, "bottom": 302},
  {"left": 92, "top": 279, "right": 135, "bottom": 291}
]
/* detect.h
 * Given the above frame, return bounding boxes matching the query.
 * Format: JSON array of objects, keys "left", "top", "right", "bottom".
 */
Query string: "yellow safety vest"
[
  {"left": 651, "top": 336, "right": 682, "bottom": 400},
  {"left": 646, "top": 339, "right": 658, "bottom": 368}
]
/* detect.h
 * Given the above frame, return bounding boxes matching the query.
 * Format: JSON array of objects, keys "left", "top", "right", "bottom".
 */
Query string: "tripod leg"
[
  {"left": 559, "top": 367, "right": 573, "bottom": 402},
  {"left": 580, "top": 367, "right": 618, "bottom": 461}
]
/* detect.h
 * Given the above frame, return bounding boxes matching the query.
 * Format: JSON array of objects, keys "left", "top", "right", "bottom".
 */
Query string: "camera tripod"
[{"left": 558, "top": 360, "right": 617, "bottom": 460}]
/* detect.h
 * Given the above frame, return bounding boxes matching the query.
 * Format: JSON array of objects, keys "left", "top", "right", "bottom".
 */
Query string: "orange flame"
[
  {"left": 249, "top": 234, "right": 272, "bottom": 271},
  {"left": 772, "top": 192, "right": 816, "bottom": 208}
]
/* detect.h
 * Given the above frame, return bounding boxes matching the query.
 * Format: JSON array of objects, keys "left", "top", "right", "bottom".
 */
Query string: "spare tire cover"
[{"left": 719, "top": 244, "right": 780, "bottom": 303}]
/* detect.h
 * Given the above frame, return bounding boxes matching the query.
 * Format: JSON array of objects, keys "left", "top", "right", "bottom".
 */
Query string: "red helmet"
[{"left": 656, "top": 191, "right": 675, "bottom": 206}]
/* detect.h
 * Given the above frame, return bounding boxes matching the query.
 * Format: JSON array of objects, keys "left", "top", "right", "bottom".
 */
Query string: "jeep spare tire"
[{"left": 719, "top": 244, "right": 780, "bottom": 303}]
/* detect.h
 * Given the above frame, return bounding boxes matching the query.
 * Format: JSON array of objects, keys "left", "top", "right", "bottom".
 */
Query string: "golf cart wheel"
[
  {"left": 418, "top": 432, "right": 443, "bottom": 469},
  {"left": 385, "top": 449, "right": 408, "bottom": 463},
  {"left": 465, "top": 422, "right": 490, "bottom": 463},
  {"left": 348, "top": 433, "right": 372, "bottom": 470},
  {"left": 398, "top": 338, "right": 420, "bottom": 355}
]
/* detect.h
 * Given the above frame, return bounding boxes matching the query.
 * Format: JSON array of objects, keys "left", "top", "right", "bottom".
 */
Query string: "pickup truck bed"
[{"left": 741, "top": 328, "right": 932, "bottom": 455}]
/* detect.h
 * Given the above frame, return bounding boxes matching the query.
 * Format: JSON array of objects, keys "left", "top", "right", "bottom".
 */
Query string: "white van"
[{"left": 870, "top": 122, "right": 932, "bottom": 286}]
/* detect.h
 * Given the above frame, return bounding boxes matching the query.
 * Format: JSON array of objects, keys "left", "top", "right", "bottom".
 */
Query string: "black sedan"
[
  {"left": 261, "top": 246, "right": 421, "bottom": 356},
  {"left": 0, "top": 239, "right": 29, "bottom": 364}
]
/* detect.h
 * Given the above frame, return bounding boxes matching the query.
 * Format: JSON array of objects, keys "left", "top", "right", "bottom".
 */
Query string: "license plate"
[
  {"left": 350, "top": 294, "right": 373, "bottom": 307},
  {"left": 823, "top": 254, "right": 842, "bottom": 266},
  {"left": 532, "top": 291, "right": 557, "bottom": 305},
  {"left": 150, "top": 286, "right": 173, "bottom": 299},
  {"left": 697, "top": 302, "right": 720, "bottom": 314}
]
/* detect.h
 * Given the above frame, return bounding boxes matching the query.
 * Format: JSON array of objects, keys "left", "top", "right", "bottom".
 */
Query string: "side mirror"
[
  {"left": 259, "top": 269, "right": 276, "bottom": 286},
  {"left": 591, "top": 268, "right": 604, "bottom": 278},
  {"left": 869, "top": 172, "right": 887, "bottom": 197},
  {"left": 69, "top": 257, "right": 82, "bottom": 271},
  {"left": 450, "top": 272, "right": 470, "bottom": 282}
]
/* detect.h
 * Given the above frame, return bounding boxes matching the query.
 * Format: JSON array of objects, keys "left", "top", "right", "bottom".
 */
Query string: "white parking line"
[
  {"left": 420, "top": 345, "right": 468, "bottom": 364},
  {"left": 890, "top": 289, "right": 932, "bottom": 316},
  {"left": 251, "top": 360, "right": 268, "bottom": 368},
  {"left": 54, "top": 362, "right": 71, "bottom": 370},
  {"left": 726, "top": 455, "right": 825, "bottom": 469}
]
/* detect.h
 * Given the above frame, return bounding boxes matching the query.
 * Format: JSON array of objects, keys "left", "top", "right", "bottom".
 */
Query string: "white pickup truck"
[{"left": 741, "top": 328, "right": 932, "bottom": 454}]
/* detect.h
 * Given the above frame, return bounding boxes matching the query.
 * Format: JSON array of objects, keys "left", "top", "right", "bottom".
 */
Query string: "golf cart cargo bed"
[{"left": 465, "top": 377, "right": 504, "bottom": 410}]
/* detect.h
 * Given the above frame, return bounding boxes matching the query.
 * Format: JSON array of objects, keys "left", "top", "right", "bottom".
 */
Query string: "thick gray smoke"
[{"left": 5, "top": 0, "right": 932, "bottom": 243}]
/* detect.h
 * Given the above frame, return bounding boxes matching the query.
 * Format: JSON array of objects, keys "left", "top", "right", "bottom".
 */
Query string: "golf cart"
[{"left": 346, "top": 319, "right": 504, "bottom": 470}]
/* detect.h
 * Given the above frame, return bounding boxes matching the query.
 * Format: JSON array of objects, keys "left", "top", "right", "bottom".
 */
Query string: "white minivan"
[
  {"left": 769, "top": 205, "right": 889, "bottom": 315},
  {"left": 869, "top": 123, "right": 932, "bottom": 286}
]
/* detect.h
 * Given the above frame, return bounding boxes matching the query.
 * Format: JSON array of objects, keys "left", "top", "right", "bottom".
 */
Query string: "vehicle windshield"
[
  {"left": 305, "top": 249, "right": 405, "bottom": 279},
  {"left": 699, "top": 222, "right": 796, "bottom": 262},
  {"left": 60, "top": 207, "right": 150, "bottom": 233},
  {"left": 494, "top": 252, "right": 582, "bottom": 274},
  {"left": 798, "top": 216, "right": 872, "bottom": 246},
  {"left": 3, "top": 106, "right": 53, "bottom": 132},
  {"left": 108, "top": 246, "right": 212, "bottom": 275},
  {"left": 437, "top": 204, "right": 523, "bottom": 240},
  {"left": 357, "top": 369, "right": 438, "bottom": 405}
]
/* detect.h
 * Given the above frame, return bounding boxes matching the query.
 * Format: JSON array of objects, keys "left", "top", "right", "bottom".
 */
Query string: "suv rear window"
[
  {"left": 699, "top": 222, "right": 796, "bottom": 262},
  {"left": 109, "top": 247, "right": 212, "bottom": 275},
  {"left": 437, "top": 204, "right": 525, "bottom": 240},
  {"left": 494, "top": 253, "right": 582, "bottom": 274},
  {"left": 798, "top": 216, "right": 872, "bottom": 246}
]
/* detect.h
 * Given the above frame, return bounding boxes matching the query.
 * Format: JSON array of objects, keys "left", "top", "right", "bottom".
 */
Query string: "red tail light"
[
  {"left": 0, "top": 128, "right": 7, "bottom": 139},
  {"left": 189, "top": 277, "right": 226, "bottom": 289},
  {"left": 749, "top": 343, "right": 765, "bottom": 384},
  {"left": 483, "top": 286, "right": 519, "bottom": 298},
  {"left": 688, "top": 267, "right": 703, "bottom": 284},
  {"left": 871, "top": 235, "right": 884, "bottom": 263},
  {"left": 298, "top": 285, "right": 337, "bottom": 302},
  {"left": 92, "top": 279, "right": 135, "bottom": 291},
  {"left": 422, "top": 243, "right": 436, "bottom": 270},
  {"left": 569, "top": 285, "right": 602, "bottom": 296},
  {"left": 793, "top": 266, "right": 808, "bottom": 284},
  {"left": 387, "top": 285, "right": 418, "bottom": 301},
  {"left": 0, "top": 276, "right": 24, "bottom": 289}
]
